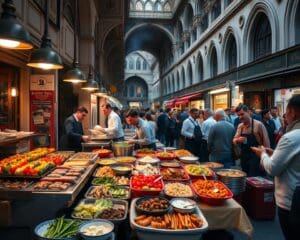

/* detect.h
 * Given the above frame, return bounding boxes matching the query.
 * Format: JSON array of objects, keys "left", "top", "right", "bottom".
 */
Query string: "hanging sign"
[{"left": 30, "top": 74, "right": 55, "bottom": 91}]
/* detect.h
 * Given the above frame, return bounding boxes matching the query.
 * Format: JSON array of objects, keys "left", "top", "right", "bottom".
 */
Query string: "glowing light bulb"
[
  {"left": 0, "top": 39, "right": 20, "bottom": 48},
  {"left": 11, "top": 87, "right": 17, "bottom": 97},
  {"left": 37, "top": 63, "right": 55, "bottom": 70}
]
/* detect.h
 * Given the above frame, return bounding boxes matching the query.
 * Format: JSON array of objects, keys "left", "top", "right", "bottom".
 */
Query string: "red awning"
[
  {"left": 165, "top": 98, "right": 177, "bottom": 108},
  {"left": 175, "top": 99, "right": 189, "bottom": 105},
  {"left": 175, "top": 92, "right": 202, "bottom": 105}
]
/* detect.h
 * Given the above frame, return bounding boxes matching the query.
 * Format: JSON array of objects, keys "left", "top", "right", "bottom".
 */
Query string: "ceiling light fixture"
[
  {"left": 27, "top": 0, "right": 63, "bottom": 70},
  {"left": 81, "top": 66, "right": 99, "bottom": 91},
  {"left": 0, "top": 0, "right": 33, "bottom": 49},
  {"left": 63, "top": 0, "right": 86, "bottom": 83}
]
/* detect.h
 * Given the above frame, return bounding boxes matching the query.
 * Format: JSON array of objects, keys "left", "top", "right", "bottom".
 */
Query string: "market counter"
[
  {"left": 0, "top": 164, "right": 97, "bottom": 240},
  {"left": 199, "top": 198, "right": 254, "bottom": 239},
  {"left": 81, "top": 140, "right": 111, "bottom": 152}
]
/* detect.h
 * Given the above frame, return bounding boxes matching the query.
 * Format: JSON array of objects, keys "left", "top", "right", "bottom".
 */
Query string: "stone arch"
[
  {"left": 243, "top": 1, "right": 279, "bottom": 63},
  {"left": 222, "top": 27, "right": 240, "bottom": 71},
  {"left": 183, "top": 3, "right": 194, "bottom": 31},
  {"left": 101, "top": 23, "right": 122, "bottom": 50},
  {"left": 284, "top": 0, "right": 300, "bottom": 47},
  {"left": 195, "top": 51, "right": 204, "bottom": 83},
  {"left": 125, "top": 23, "right": 175, "bottom": 45},
  {"left": 124, "top": 76, "right": 148, "bottom": 98}
]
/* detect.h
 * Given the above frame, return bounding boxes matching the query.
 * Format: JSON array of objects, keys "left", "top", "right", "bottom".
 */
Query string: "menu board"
[{"left": 30, "top": 75, "right": 56, "bottom": 147}]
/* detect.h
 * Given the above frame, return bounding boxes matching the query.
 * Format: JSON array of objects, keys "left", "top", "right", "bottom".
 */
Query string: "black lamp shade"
[
  {"left": 99, "top": 86, "right": 108, "bottom": 94},
  {"left": 27, "top": 39, "right": 63, "bottom": 70},
  {"left": 81, "top": 72, "right": 99, "bottom": 91},
  {"left": 63, "top": 63, "right": 86, "bottom": 83},
  {"left": 0, "top": 12, "right": 33, "bottom": 49}
]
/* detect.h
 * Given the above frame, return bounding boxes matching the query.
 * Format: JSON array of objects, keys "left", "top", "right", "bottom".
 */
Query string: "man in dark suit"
[{"left": 60, "top": 106, "right": 90, "bottom": 152}]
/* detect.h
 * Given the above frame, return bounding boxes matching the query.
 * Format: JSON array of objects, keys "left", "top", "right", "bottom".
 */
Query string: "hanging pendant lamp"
[
  {"left": 63, "top": 0, "right": 86, "bottom": 83},
  {"left": 95, "top": 72, "right": 108, "bottom": 94},
  {"left": 81, "top": 66, "right": 99, "bottom": 91},
  {"left": 27, "top": 0, "right": 63, "bottom": 70},
  {"left": 0, "top": 0, "right": 33, "bottom": 49}
]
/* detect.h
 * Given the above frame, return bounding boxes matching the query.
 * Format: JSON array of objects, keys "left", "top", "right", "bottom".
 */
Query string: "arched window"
[
  {"left": 130, "top": 2, "right": 134, "bottom": 10},
  {"left": 210, "top": 47, "right": 218, "bottom": 78},
  {"left": 136, "top": 58, "right": 141, "bottom": 70},
  {"left": 136, "top": 86, "right": 142, "bottom": 97},
  {"left": 225, "top": 0, "right": 233, "bottom": 8},
  {"left": 197, "top": 54, "right": 203, "bottom": 82},
  {"left": 253, "top": 14, "right": 272, "bottom": 60},
  {"left": 177, "top": 71, "right": 180, "bottom": 90},
  {"left": 142, "top": 60, "right": 147, "bottom": 70},
  {"left": 226, "top": 35, "right": 237, "bottom": 70},
  {"left": 172, "top": 75, "right": 175, "bottom": 92},
  {"left": 129, "top": 59, "right": 134, "bottom": 69},
  {"left": 145, "top": 1, "right": 152, "bottom": 11},
  {"left": 187, "top": 62, "right": 193, "bottom": 86},
  {"left": 181, "top": 68, "right": 185, "bottom": 89},
  {"left": 135, "top": 1, "right": 143, "bottom": 10},
  {"left": 129, "top": 84, "right": 134, "bottom": 97},
  {"left": 212, "top": 0, "right": 221, "bottom": 21},
  {"left": 154, "top": 2, "right": 162, "bottom": 11},
  {"left": 164, "top": 2, "right": 171, "bottom": 12},
  {"left": 125, "top": 60, "right": 128, "bottom": 69}
]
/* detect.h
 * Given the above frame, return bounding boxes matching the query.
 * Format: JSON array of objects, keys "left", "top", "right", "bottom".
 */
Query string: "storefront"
[
  {"left": 190, "top": 99, "right": 205, "bottom": 110},
  {"left": 209, "top": 88, "right": 230, "bottom": 110},
  {"left": 274, "top": 87, "right": 300, "bottom": 116},
  {"left": 174, "top": 93, "right": 203, "bottom": 110}
]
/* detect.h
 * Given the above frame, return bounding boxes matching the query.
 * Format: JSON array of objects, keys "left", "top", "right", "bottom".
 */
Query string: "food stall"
[{"left": 0, "top": 145, "right": 253, "bottom": 240}]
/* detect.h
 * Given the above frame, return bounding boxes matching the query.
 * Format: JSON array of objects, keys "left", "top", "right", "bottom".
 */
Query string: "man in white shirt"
[
  {"left": 270, "top": 106, "right": 282, "bottom": 132},
  {"left": 201, "top": 108, "right": 216, "bottom": 162},
  {"left": 252, "top": 95, "right": 300, "bottom": 239},
  {"left": 181, "top": 108, "right": 202, "bottom": 157},
  {"left": 94, "top": 103, "right": 124, "bottom": 141}
]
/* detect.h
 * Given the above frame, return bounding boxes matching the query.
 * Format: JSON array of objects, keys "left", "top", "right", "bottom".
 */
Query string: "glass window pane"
[
  {"left": 136, "top": 1, "right": 143, "bottom": 10},
  {"left": 145, "top": 1, "right": 152, "bottom": 11}
]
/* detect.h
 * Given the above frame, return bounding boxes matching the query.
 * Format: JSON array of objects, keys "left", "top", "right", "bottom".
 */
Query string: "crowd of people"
[
  {"left": 59, "top": 95, "right": 300, "bottom": 239},
  {"left": 121, "top": 104, "right": 285, "bottom": 177},
  {"left": 60, "top": 101, "right": 288, "bottom": 178}
]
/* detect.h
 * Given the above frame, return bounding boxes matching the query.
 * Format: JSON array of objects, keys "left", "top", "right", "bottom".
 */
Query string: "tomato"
[{"left": 131, "top": 175, "right": 162, "bottom": 191}]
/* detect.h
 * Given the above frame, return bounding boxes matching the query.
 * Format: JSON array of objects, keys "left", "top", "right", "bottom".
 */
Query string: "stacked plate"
[{"left": 216, "top": 169, "right": 246, "bottom": 196}]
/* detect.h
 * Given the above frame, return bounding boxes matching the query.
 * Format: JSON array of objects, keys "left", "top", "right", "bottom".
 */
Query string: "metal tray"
[
  {"left": 0, "top": 166, "right": 55, "bottom": 179},
  {"left": 130, "top": 198, "right": 208, "bottom": 237},
  {"left": 67, "top": 152, "right": 98, "bottom": 162},
  {"left": 84, "top": 185, "right": 130, "bottom": 200},
  {"left": 0, "top": 179, "right": 34, "bottom": 191},
  {"left": 30, "top": 180, "right": 75, "bottom": 192},
  {"left": 71, "top": 198, "right": 128, "bottom": 224},
  {"left": 91, "top": 176, "right": 130, "bottom": 186}
]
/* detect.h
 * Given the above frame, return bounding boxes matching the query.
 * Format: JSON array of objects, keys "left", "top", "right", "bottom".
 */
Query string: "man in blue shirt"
[{"left": 126, "top": 110, "right": 157, "bottom": 150}]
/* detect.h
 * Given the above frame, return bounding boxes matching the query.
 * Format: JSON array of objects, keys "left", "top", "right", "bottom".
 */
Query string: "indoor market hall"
[{"left": 0, "top": 0, "right": 299, "bottom": 240}]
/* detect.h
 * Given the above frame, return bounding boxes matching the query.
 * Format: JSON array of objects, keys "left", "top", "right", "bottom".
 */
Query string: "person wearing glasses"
[{"left": 60, "top": 106, "right": 90, "bottom": 152}]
